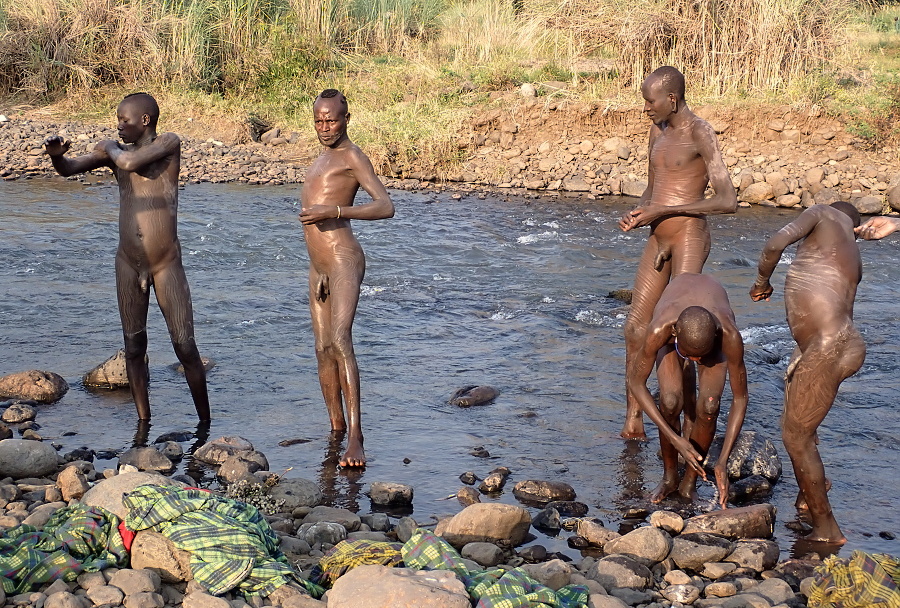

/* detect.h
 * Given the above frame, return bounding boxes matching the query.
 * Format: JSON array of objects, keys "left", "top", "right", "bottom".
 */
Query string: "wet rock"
[
  {"left": 82, "top": 471, "right": 184, "bottom": 519},
  {"left": 459, "top": 471, "right": 478, "bottom": 485},
  {"left": 170, "top": 357, "right": 215, "bottom": 374},
  {"left": 119, "top": 447, "right": 176, "bottom": 473},
  {"left": 396, "top": 516, "right": 418, "bottom": 543},
  {"left": 297, "top": 521, "right": 346, "bottom": 546},
  {"left": 576, "top": 518, "right": 621, "bottom": 548},
  {"left": 533, "top": 507, "right": 562, "bottom": 531},
  {"left": 518, "top": 545, "right": 547, "bottom": 563},
  {"left": 192, "top": 436, "right": 254, "bottom": 465},
  {"left": 728, "top": 474, "right": 772, "bottom": 505},
  {"left": 449, "top": 385, "right": 499, "bottom": 407},
  {"left": 360, "top": 512, "right": 390, "bottom": 532},
  {"left": 649, "top": 510, "right": 684, "bottom": 535},
  {"left": 512, "top": 479, "right": 575, "bottom": 504},
  {"left": 586, "top": 555, "right": 653, "bottom": 589},
  {"left": 707, "top": 431, "right": 782, "bottom": 481},
  {"left": 82, "top": 350, "right": 132, "bottom": 388},
  {"left": 607, "top": 289, "right": 633, "bottom": 304},
  {"left": 670, "top": 533, "right": 734, "bottom": 571},
  {"left": 479, "top": 466, "right": 510, "bottom": 493},
  {"left": 218, "top": 450, "right": 268, "bottom": 484},
  {"left": 604, "top": 526, "right": 673, "bottom": 566},
  {"left": 753, "top": 577, "right": 795, "bottom": 604},
  {"left": 369, "top": 481, "right": 413, "bottom": 506},
  {"left": 0, "top": 370, "right": 68, "bottom": 403},
  {"left": 725, "top": 540, "right": 780, "bottom": 573},
  {"left": 156, "top": 442, "right": 184, "bottom": 461},
  {"left": 327, "top": 565, "right": 469, "bottom": 608},
  {"left": 546, "top": 500, "right": 588, "bottom": 517},
  {"left": 457, "top": 486, "right": 481, "bottom": 506},
  {"left": 130, "top": 531, "right": 193, "bottom": 583},
  {"left": 302, "top": 506, "right": 360, "bottom": 531},
  {"left": 521, "top": 558, "right": 572, "bottom": 590},
  {"left": 461, "top": 542, "right": 504, "bottom": 567},
  {"left": 435, "top": 503, "right": 532, "bottom": 548},
  {"left": 56, "top": 465, "right": 90, "bottom": 501},
  {"left": 0, "top": 439, "right": 59, "bottom": 478},
  {"left": 682, "top": 504, "right": 776, "bottom": 539},
  {"left": 1, "top": 402, "right": 35, "bottom": 423},
  {"left": 266, "top": 478, "right": 323, "bottom": 510}
]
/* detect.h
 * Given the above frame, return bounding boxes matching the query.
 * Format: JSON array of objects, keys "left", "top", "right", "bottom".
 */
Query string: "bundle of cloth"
[{"left": 807, "top": 550, "right": 900, "bottom": 608}]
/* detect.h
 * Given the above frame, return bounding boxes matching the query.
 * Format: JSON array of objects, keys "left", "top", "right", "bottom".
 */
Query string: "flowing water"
[{"left": 2, "top": 176, "right": 899, "bottom": 559}]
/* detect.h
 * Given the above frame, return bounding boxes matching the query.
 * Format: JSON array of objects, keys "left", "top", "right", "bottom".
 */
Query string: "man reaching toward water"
[
  {"left": 750, "top": 201, "right": 865, "bottom": 545},
  {"left": 628, "top": 273, "right": 748, "bottom": 508},
  {"left": 619, "top": 66, "right": 737, "bottom": 439},
  {"left": 42, "top": 93, "right": 210, "bottom": 421},
  {"left": 299, "top": 89, "right": 395, "bottom": 468}
]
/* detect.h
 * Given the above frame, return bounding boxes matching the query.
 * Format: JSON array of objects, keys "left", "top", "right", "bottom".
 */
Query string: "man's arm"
[
  {"left": 750, "top": 207, "right": 820, "bottom": 301},
  {"left": 43, "top": 137, "right": 110, "bottom": 177},
  {"left": 626, "top": 324, "right": 707, "bottom": 475},
  {"left": 856, "top": 216, "right": 900, "bottom": 240},
  {"left": 713, "top": 324, "right": 748, "bottom": 509},
  {"left": 103, "top": 133, "right": 180, "bottom": 172},
  {"left": 300, "top": 147, "right": 395, "bottom": 224}
]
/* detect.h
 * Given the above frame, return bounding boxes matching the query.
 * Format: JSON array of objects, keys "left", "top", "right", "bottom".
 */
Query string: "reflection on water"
[{"left": 1, "top": 178, "right": 899, "bottom": 559}]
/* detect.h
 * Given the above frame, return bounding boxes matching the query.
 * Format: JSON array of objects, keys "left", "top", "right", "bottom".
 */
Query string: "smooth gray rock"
[
  {"left": 670, "top": 533, "right": 734, "bottom": 571},
  {"left": 267, "top": 478, "right": 322, "bottom": 510},
  {"left": 512, "top": 479, "right": 576, "bottom": 503},
  {"left": 327, "top": 565, "right": 469, "bottom": 608},
  {"left": 586, "top": 555, "right": 653, "bottom": 589},
  {"left": 82, "top": 471, "right": 184, "bottom": 519},
  {"left": 298, "top": 521, "right": 346, "bottom": 547},
  {"left": 192, "top": 436, "right": 254, "bottom": 465},
  {"left": 369, "top": 481, "right": 413, "bottom": 506},
  {"left": 83, "top": 350, "right": 132, "bottom": 388},
  {"left": 0, "top": 370, "right": 68, "bottom": 403},
  {"left": 604, "top": 526, "right": 672, "bottom": 566},
  {"left": 0, "top": 439, "right": 59, "bottom": 479},
  {"left": 119, "top": 447, "right": 176, "bottom": 473},
  {"left": 302, "top": 506, "right": 360, "bottom": 531},
  {"left": 461, "top": 542, "right": 504, "bottom": 567}
]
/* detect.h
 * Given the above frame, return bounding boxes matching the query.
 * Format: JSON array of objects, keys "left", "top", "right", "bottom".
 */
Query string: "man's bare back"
[
  {"left": 43, "top": 93, "right": 209, "bottom": 421},
  {"left": 299, "top": 89, "right": 394, "bottom": 468},
  {"left": 619, "top": 66, "right": 737, "bottom": 439},
  {"left": 751, "top": 202, "right": 864, "bottom": 544}
]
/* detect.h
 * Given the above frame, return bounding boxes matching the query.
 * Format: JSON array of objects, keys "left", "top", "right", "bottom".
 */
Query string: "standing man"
[
  {"left": 619, "top": 66, "right": 737, "bottom": 439},
  {"left": 299, "top": 89, "right": 395, "bottom": 468},
  {"left": 43, "top": 93, "right": 210, "bottom": 422},
  {"left": 750, "top": 201, "right": 865, "bottom": 544},
  {"left": 628, "top": 273, "right": 748, "bottom": 507}
]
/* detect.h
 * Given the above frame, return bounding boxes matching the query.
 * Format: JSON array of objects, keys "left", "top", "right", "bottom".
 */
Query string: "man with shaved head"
[
  {"left": 619, "top": 66, "right": 738, "bottom": 439},
  {"left": 628, "top": 273, "right": 748, "bottom": 507},
  {"left": 43, "top": 92, "right": 210, "bottom": 422},
  {"left": 299, "top": 89, "right": 395, "bottom": 468},
  {"left": 751, "top": 201, "right": 865, "bottom": 544}
]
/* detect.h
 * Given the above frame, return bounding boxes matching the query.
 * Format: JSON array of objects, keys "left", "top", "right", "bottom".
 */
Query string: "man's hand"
[
  {"left": 42, "top": 136, "right": 71, "bottom": 157},
  {"left": 672, "top": 435, "right": 707, "bottom": 479},
  {"left": 855, "top": 216, "right": 900, "bottom": 240},
  {"left": 300, "top": 205, "right": 341, "bottom": 225},
  {"left": 714, "top": 463, "right": 729, "bottom": 510},
  {"left": 749, "top": 278, "right": 773, "bottom": 302},
  {"left": 619, "top": 204, "right": 669, "bottom": 231}
]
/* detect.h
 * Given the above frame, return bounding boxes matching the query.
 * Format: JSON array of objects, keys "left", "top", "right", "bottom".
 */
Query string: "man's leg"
[
  {"left": 651, "top": 345, "right": 685, "bottom": 502},
  {"left": 680, "top": 362, "right": 726, "bottom": 500},
  {"left": 782, "top": 330, "right": 864, "bottom": 544},
  {"left": 309, "top": 271, "right": 345, "bottom": 431},
  {"left": 116, "top": 255, "right": 152, "bottom": 420},
  {"left": 154, "top": 261, "right": 210, "bottom": 421},
  {"left": 623, "top": 235, "right": 672, "bottom": 439}
]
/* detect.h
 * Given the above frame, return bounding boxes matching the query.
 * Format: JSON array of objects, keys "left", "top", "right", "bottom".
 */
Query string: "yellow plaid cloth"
[
  {"left": 808, "top": 551, "right": 900, "bottom": 608},
  {"left": 308, "top": 539, "right": 403, "bottom": 587}
]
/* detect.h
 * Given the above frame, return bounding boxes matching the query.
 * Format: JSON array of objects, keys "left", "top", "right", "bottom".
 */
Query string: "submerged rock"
[
  {"left": 449, "top": 385, "right": 500, "bottom": 407},
  {"left": 82, "top": 350, "right": 133, "bottom": 389},
  {"left": 512, "top": 479, "right": 576, "bottom": 504}
]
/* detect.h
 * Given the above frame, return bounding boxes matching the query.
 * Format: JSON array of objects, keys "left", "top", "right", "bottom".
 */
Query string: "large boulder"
[
  {"left": 707, "top": 431, "right": 781, "bottom": 481},
  {"left": 512, "top": 480, "right": 576, "bottom": 504},
  {"left": 267, "top": 478, "right": 323, "bottom": 510},
  {"left": 669, "top": 533, "right": 734, "bottom": 571},
  {"left": 82, "top": 350, "right": 133, "bottom": 389},
  {"left": 681, "top": 504, "right": 776, "bottom": 539},
  {"left": 604, "top": 526, "right": 673, "bottom": 566},
  {"left": 328, "top": 565, "right": 469, "bottom": 608},
  {"left": 585, "top": 555, "right": 653, "bottom": 589},
  {"left": 0, "top": 370, "right": 68, "bottom": 403},
  {"left": 82, "top": 472, "right": 184, "bottom": 519},
  {"left": 0, "top": 438, "right": 59, "bottom": 478},
  {"left": 435, "top": 503, "right": 531, "bottom": 549}
]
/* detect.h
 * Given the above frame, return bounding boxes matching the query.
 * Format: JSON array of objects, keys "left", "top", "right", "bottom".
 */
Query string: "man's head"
[
  {"left": 117, "top": 93, "right": 159, "bottom": 143},
  {"left": 313, "top": 89, "right": 350, "bottom": 148},
  {"left": 831, "top": 200, "right": 861, "bottom": 228},
  {"left": 641, "top": 66, "right": 686, "bottom": 125},
  {"left": 673, "top": 306, "right": 717, "bottom": 360}
]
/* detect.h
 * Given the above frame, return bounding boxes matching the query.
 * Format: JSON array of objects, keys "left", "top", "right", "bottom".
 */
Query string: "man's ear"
[
  {"left": 142, "top": 114, "right": 151, "bottom": 126},
  {"left": 345, "top": 112, "right": 351, "bottom": 124}
]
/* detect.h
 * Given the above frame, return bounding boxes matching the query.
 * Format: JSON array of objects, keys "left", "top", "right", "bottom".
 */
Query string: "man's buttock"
[{"left": 649, "top": 214, "right": 709, "bottom": 243}]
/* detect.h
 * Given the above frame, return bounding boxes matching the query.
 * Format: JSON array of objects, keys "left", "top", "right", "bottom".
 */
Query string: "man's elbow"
[{"left": 380, "top": 200, "right": 395, "bottom": 219}]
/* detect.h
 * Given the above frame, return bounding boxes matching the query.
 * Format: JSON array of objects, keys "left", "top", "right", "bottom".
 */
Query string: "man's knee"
[
  {"left": 624, "top": 317, "right": 645, "bottom": 346},
  {"left": 331, "top": 334, "right": 355, "bottom": 359},
  {"left": 782, "top": 421, "right": 815, "bottom": 449},
  {"left": 123, "top": 332, "right": 148, "bottom": 360},
  {"left": 697, "top": 394, "right": 721, "bottom": 417},
  {"left": 658, "top": 390, "right": 682, "bottom": 418},
  {"left": 172, "top": 338, "right": 201, "bottom": 363}
]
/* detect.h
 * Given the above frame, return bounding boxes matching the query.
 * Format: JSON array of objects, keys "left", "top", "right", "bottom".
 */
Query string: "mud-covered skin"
[
  {"left": 43, "top": 94, "right": 210, "bottom": 421},
  {"left": 628, "top": 273, "right": 748, "bottom": 508},
  {"left": 751, "top": 204, "right": 865, "bottom": 544},
  {"left": 299, "top": 93, "right": 394, "bottom": 468},
  {"left": 619, "top": 68, "right": 737, "bottom": 440}
]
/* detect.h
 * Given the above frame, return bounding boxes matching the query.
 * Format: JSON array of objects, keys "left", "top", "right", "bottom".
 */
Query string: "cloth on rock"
[
  {"left": 123, "top": 484, "right": 323, "bottom": 598},
  {"left": 0, "top": 503, "right": 128, "bottom": 593},
  {"left": 309, "top": 538, "right": 403, "bottom": 586},
  {"left": 807, "top": 550, "right": 900, "bottom": 608}
]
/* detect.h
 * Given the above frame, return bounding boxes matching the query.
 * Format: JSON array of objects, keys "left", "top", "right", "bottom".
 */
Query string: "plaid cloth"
[
  {"left": 123, "top": 485, "right": 323, "bottom": 598},
  {"left": 309, "top": 539, "right": 403, "bottom": 587},
  {"left": 808, "top": 550, "right": 900, "bottom": 608},
  {"left": 402, "top": 529, "right": 589, "bottom": 608},
  {"left": 0, "top": 503, "right": 128, "bottom": 593}
]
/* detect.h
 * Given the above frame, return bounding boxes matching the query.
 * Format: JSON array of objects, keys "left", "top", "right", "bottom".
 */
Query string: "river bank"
[{"left": 2, "top": 98, "right": 900, "bottom": 215}]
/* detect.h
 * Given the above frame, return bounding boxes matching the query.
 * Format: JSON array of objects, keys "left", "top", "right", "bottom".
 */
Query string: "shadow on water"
[{"left": 1, "top": 179, "right": 899, "bottom": 559}]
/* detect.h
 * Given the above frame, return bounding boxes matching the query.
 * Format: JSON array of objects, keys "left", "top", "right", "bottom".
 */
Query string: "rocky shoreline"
[
  {"left": 0, "top": 368, "right": 871, "bottom": 608},
  {"left": 3, "top": 101, "right": 900, "bottom": 216}
]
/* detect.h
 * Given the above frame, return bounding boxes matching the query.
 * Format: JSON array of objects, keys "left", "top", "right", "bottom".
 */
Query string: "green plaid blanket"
[
  {"left": 808, "top": 550, "right": 900, "bottom": 608},
  {"left": 402, "top": 529, "right": 589, "bottom": 608},
  {"left": 0, "top": 503, "right": 128, "bottom": 593},
  {"left": 123, "top": 485, "right": 323, "bottom": 598}
]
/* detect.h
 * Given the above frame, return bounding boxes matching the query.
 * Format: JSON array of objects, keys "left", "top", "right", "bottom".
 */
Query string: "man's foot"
[
  {"left": 803, "top": 528, "right": 847, "bottom": 545},
  {"left": 620, "top": 421, "right": 647, "bottom": 440},
  {"left": 650, "top": 477, "right": 679, "bottom": 503},
  {"left": 677, "top": 480, "right": 700, "bottom": 503},
  {"left": 339, "top": 435, "right": 366, "bottom": 468}
]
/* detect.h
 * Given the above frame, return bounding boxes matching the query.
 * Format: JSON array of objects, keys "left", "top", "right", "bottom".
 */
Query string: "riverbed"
[{"left": 1, "top": 177, "right": 898, "bottom": 559}]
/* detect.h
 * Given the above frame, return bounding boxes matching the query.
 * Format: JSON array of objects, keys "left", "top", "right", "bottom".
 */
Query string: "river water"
[{"left": 1, "top": 177, "right": 898, "bottom": 560}]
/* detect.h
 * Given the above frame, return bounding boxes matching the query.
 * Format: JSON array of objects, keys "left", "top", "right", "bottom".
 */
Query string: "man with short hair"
[
  {"left": 299, "top": 89, "right": 395, "bottom": 468},
  {"left": 628, "top": 273, "right": 748, "bottom": 507},
  {"left": 619, "top": 66, "right": 738, "bottom": 439},
  {"left": 43, "top": 93, "right": 210, "bottom": 421},
  {"left": 751, "top": 201, "right": 865, "bottom": 544}
]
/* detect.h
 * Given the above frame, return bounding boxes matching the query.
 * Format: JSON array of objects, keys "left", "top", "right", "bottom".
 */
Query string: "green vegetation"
[{"left": 1, "top": 0, "right": 898, "bottom": 164}]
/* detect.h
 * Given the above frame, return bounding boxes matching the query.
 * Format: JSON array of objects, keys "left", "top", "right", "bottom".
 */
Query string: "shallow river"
[{"left": 1, "top": 177, "right": 899, "bottom": 560}]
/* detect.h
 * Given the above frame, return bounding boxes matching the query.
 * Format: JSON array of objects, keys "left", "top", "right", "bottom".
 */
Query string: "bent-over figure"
[
  {"left": 750, "top": 201, "right": 865, "bottom": 544},
  {"left": 619, "top": 66, "right": 737, "bottom": 439},
  {"left": 628, "top": 273, "right": 747, "bottom": 507},
  {"left": 299, "top": 89, "right": 395, "bottom": 468},
  {"left": 43, "top": 93, "right": 210, "bottom": 421}
]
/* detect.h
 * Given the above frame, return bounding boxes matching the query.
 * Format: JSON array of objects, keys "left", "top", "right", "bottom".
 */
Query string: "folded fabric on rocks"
[
  {"left": 0, "top": 503, "right": 128, "bottom": 593},
  {"left": 807, "top": 550, "right": 900, "bottom": 608},
  {"left": 309, "top": 538, "right": 404, "bottom": 587},
  {"left": 402, "top": 529, "right": 589, "bottom": 608},
  {"left": 123, "top": 484, "right": 323, "bottom": 598}
]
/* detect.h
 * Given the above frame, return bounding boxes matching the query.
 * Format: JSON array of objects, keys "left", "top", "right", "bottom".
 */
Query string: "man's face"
[
  {"left": 117, "top": 101, "right": 148, "bottom": 144},
  {"left": 641, "top": 79, "right": 674, "bottom": 126},
  {"left": 313, "top": 98, "right": 349, "bottom": 147}
]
